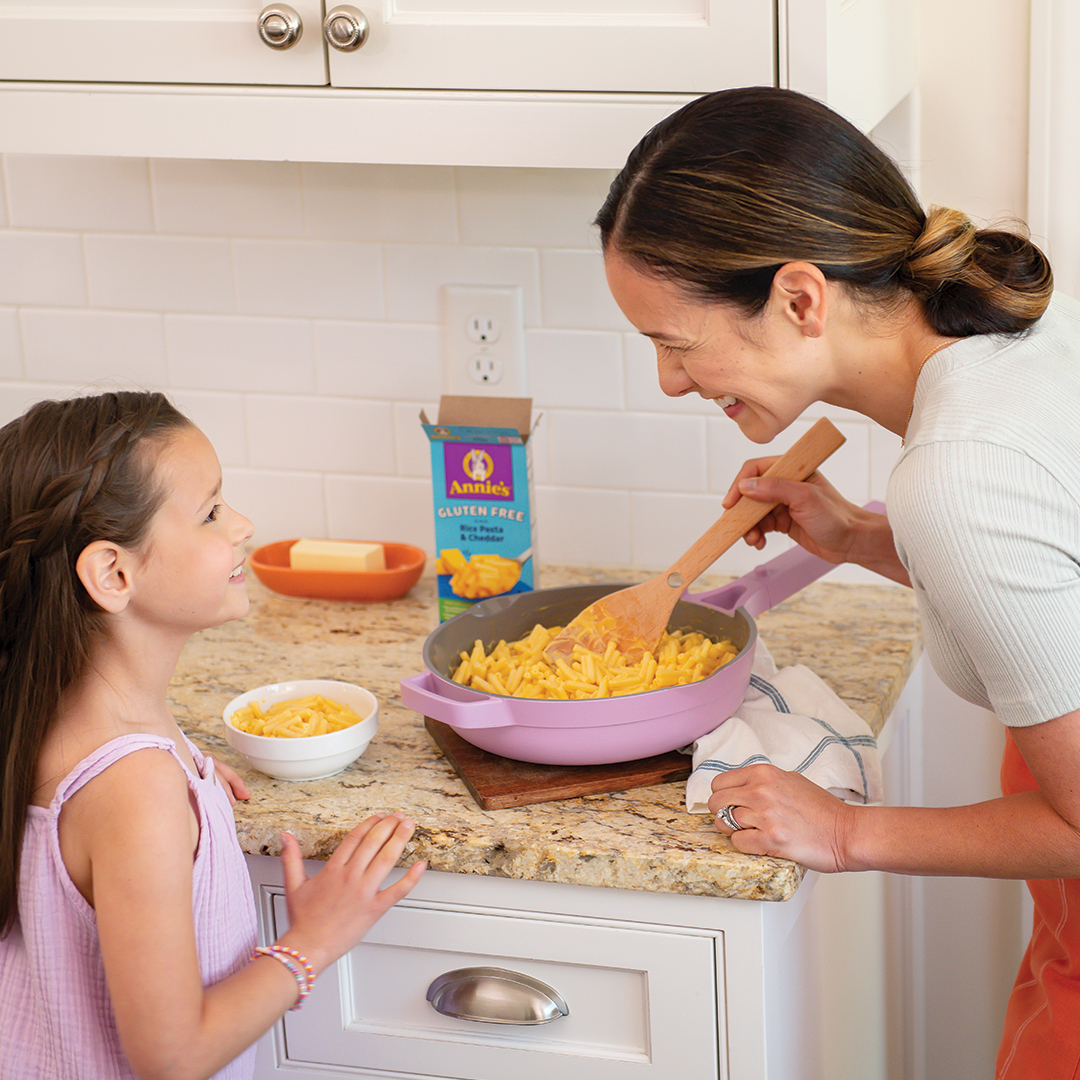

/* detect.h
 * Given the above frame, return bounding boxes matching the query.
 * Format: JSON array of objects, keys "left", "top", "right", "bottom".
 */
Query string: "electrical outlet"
[{"left": 442, "top": 284, "right": 528, "bottom": 396}]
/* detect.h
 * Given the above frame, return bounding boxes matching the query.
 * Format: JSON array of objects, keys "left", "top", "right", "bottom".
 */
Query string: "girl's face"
[
  {"left": 604, "top": 251, "right": 819, "bottom": 444},
  {"left": 131, "top": 425, "right": 254, "bottom": 637}
]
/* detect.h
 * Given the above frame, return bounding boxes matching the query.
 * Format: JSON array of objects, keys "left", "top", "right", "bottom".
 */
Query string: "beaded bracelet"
[{"left": 253, "top": 945, "right": 316, "bottom": 1010}]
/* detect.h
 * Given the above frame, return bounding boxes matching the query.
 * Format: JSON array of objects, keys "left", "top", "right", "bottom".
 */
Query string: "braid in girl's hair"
[{"left": 0, "top": 391, "right": 192, "bottom": 936}]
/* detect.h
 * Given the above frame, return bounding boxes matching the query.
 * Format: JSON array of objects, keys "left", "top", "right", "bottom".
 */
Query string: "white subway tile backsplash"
[
  {"left": 165, "top": 314, "right": 315, "bottom": 394},
  {"left": 224, "top": 467, "right": 327, "bottom": 547},
  {"left": 457, "top": 167, "right": 613, "bottom": 249},
  {"left": 0, "top": 308, "right": 23, "bottom": 378},
  {"left": 244, "top": 394, "right": 396, "bottom": 475},
  {"left": 539, "top": 248, "right": 628, "bottom": 331},
  {"left": 152, "top": 159, "right": 304, "bottom": 238},
  {"left": 302, "top": 163, "right": 459, "bottom": 244},
  {"left": 0, "top": 232, "right": 87, "bottom": 308},
  {"left": 324, "top": 474, "right": 435, "bottom": 549},
  {"left": 5, "top": 156, "right": 153, "bottom": 233},
  {"left": 525, "top": 328, "right": 624, "bottom": 410},
  {"left": 535, "top": 486, "right": 632, "bottom": 566},
  {"left": 169, "top": 390, "right": 249, "bottom": 469},
  {"left": 870, "top": 423, "right": 902, "bottom": 504},
  {"left": 21, "top": 309, "right": 167, "bottom": 386},
  {"left": 394, "top": 400, "right": 441, "bottom": 478},
  {"left": 314, "top": 320, "right": 441, "bottom": 399},
  {"left": 0, "top": 381, "right": 81, "bottom": 427},
  {"left": 0, "top": 152, "right": 896, "bottom": 571},
  {"left": 232, "top": 239, "right": 384, "bottom": 321},
  {"left": 85, "top": 234, "right": 233, "bottom": 313},
  {"left": 382, "top": 244, "right": 541, "bottom": 325},
  {"left": 629, "top": 489, "right": 762, "bottom": 575},
  {"left": 546, "top": 408, "right": 707, "bottom": 492}
]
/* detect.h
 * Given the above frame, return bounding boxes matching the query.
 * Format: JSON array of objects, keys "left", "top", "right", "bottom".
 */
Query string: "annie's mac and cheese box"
[{"left": 421, "top": 396, "right": 539, "bottom": 621}]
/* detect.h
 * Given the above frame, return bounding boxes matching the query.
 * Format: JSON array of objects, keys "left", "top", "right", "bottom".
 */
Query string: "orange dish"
[{"left": 249, "top": 540, "right": 426, "bottom": 602}]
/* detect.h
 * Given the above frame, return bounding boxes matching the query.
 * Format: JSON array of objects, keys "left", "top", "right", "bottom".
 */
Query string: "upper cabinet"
[{"left": 0, "top": 0, "right": 916, "bottom": 168}]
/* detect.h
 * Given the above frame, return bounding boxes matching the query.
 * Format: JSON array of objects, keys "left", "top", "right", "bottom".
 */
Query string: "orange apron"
[{"left": 997, "top": 731, "right": 1080, "bottom": 1079}]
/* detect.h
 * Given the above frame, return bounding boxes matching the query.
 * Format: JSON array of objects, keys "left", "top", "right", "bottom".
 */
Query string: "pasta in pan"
[{"left": 450, "top": 622, "right": 738, "bottom": 700}]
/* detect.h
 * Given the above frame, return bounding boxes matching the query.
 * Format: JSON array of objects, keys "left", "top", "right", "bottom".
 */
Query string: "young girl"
[{"left": 0, "top": 391, "right": 426, "bottom": 1080}]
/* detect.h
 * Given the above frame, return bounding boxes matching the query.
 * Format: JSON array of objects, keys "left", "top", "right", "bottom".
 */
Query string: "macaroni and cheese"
[{"left": 450, "top": 622, "right": 738, "bottom": 699}]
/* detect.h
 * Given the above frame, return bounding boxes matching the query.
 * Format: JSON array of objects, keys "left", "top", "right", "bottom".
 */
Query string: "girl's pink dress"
[{"left": 0, "top": 734, "right": 258, "bottom": 1079}]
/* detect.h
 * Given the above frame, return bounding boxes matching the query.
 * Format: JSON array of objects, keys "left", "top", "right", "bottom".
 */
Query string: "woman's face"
[{"left": 604, "top": 251, "right": 819, "bottom": 444}]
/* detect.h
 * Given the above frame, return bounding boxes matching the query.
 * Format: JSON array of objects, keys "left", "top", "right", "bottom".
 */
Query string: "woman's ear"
[
  {"left": 76, "top": 540, "right": 133, "bottom": 614},
  {"left": 771, "top": 262, "right": 829, "bottom": 337}
]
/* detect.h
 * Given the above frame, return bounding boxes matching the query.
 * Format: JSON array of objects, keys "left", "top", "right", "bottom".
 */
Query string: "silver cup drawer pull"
[{"left": 426, "top": 966, "right": 569, "bottom": 1025}]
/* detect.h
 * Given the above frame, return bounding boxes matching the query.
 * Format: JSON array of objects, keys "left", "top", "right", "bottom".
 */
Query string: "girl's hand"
[
  {"left": 208, "top": 756, "right": 250, "bottom": 805},
  {"left": 707, "top": 764, "right": 858, "bottom": 875},
  {"left": 278, "top": 813, "right": 426, "bottom": 973}
]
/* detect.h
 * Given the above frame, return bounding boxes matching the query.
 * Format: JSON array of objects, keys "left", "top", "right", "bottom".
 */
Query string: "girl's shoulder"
[{"left": 35, "top": 728, "right": 202, "bottom": 810}]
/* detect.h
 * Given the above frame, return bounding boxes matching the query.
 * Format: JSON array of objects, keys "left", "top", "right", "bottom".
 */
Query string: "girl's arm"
[
  {"left": 708, "top": 706, "right": 1080, "bottom": 879},
  {"left": 76, "top": 749, "right": 424, "bottom": 1080}
]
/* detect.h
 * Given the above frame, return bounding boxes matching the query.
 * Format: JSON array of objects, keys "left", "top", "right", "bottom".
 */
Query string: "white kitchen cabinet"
[{"left": 0, "top": 0, "right": 916, "bottom": 168}]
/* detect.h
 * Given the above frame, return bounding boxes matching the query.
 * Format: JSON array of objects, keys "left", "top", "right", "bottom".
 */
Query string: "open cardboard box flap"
[{"left": 421, "top": 395, "right": 539, "bottom": 442}]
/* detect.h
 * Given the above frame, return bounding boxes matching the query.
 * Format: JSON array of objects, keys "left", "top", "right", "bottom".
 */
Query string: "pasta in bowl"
[{"left": 223, "top": 679, "right": 379, "bottom": 780}]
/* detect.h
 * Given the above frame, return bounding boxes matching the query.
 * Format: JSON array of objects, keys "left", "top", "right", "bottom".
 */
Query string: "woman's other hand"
[{"left": 707, "top": 764, "right": 858, "bottom": 874}]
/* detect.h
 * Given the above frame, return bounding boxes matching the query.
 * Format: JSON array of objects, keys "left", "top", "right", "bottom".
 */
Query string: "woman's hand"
[
  {"left": 278, "top": 813, "right": 426, "bottom": 974},
  {"left": 707, "top": 764, "right": 859, "bottom": 874},
  {"left": 721, "top": 460, "right": 909, "bottom": 584}
]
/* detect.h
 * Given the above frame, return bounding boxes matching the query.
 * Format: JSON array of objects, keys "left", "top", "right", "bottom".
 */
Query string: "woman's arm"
[
  {"left": 708, "top": 706, "right": 1080, "bottom": 879},
  {"left": 722, "top": 462, "right": 912, "bottom": 585},
  {"left": 74, "top": 749, "right": 423, "bottom": 1080}
]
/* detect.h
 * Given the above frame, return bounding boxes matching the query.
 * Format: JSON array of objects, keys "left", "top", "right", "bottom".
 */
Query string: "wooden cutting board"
[{"left": 424, "top": 717, "right": 692, "bottom": 810}]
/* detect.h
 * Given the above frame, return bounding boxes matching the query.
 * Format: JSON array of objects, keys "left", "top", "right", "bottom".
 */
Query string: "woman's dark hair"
[
  {"left": 596, "top": 86, "right": 1052, "bottom": 337},
  {"left": 0, "top": 390, "right": 192, "bottom": 935}
]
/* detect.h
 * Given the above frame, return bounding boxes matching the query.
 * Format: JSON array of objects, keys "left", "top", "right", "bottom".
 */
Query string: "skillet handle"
[
  {"left": 692, "top": 501, "right": 886, "bottom": 618},
  {"left": 399, "top": 671, "right": 518, "bottom": 730}
]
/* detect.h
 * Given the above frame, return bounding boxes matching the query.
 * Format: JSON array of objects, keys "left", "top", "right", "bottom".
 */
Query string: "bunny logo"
[
  {"left": 464, "top": 448, "right": 492, "bottom": 482},
  {"left": 446, "top": 443, "right": 513, "bottom": 499}
]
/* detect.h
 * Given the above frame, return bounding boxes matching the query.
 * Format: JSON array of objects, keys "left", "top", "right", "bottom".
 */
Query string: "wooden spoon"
[{"left": 543, "top": 417, "right": 846, "bottom": 663}]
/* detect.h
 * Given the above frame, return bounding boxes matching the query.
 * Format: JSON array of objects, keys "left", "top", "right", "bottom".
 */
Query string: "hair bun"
[{"left": 905, "top": 206, "right": 978, "bottom": 286}]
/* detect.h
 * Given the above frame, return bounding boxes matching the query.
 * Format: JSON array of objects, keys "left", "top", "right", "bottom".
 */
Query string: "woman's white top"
[{"left": 888, "top": 293, "right": 1080, "bottom": 727}]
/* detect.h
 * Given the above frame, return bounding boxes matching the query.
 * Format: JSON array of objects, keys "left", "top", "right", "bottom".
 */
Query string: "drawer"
[{"left": 259, "top": 888, "right": 724, "bottom": 1079}]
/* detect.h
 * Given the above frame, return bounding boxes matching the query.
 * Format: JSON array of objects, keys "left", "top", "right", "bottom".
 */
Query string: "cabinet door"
[
  {"left": 0, "top": 1, "right": 328, "bottom": 85},
  {"left": 260, "top": 889, "right": 723, "bottom": 1078},
  {"left": 325, "top": 0, "right": 775, "bottom": 93}
]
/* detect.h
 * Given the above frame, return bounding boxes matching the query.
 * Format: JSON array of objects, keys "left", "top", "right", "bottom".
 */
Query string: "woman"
[{"left": 596, "top": 86, "right": 1080, "bottom": 1079}]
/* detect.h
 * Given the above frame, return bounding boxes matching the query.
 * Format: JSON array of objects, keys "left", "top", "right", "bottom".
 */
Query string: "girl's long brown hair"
[
  {"left": 596, "top": 87, "right": 1052, "bottom": 336},
  {"left": 0, "top": 391, "right": 192, "bottom": 935}
]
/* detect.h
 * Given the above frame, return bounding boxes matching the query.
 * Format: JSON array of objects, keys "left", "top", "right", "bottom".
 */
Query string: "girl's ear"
[
  {"left": 76, "top": 540, "right": 133, "bottom": 614},
  {"left": 771, "top": 262, "right": 829, "bottom": 338}
]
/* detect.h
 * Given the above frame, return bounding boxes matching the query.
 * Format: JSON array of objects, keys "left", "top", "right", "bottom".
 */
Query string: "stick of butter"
[{"left": 289, "top": 539, "right": 386, "bottom": 573}]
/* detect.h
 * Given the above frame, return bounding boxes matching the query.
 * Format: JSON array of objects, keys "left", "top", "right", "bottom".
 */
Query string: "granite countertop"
[{"left": 171, "top": 563, "right": 921, "bottom": 903}]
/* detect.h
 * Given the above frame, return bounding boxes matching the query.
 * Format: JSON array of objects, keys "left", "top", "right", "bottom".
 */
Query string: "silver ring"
[{"left": 717, "top": 804, "right": 744, "bottom": 832}]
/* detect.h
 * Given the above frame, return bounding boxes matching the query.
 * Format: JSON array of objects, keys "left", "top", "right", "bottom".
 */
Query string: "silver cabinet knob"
[
  {"left": 427, "top": 966, "right": 569, "bottom": 1025},
  {"left": 324, "top": 6, "right": 370, "bottom": 52},
  {"left": 258, "top": 4, "right": 303, "bottom": 49}
]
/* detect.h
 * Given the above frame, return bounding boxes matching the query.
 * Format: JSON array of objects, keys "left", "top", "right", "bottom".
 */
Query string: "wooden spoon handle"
[{"left": 667, "top": 417, "right": 846, "bottom": 585}]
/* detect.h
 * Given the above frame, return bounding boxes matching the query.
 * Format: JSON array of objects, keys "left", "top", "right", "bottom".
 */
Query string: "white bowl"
[{"left": 223, "top": 679, "right": 379, "bottom": 780}]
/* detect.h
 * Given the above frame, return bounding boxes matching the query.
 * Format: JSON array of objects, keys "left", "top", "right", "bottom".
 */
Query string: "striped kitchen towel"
[{"left": 685, "top": 642, "right": 882, "bottom": 813}]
